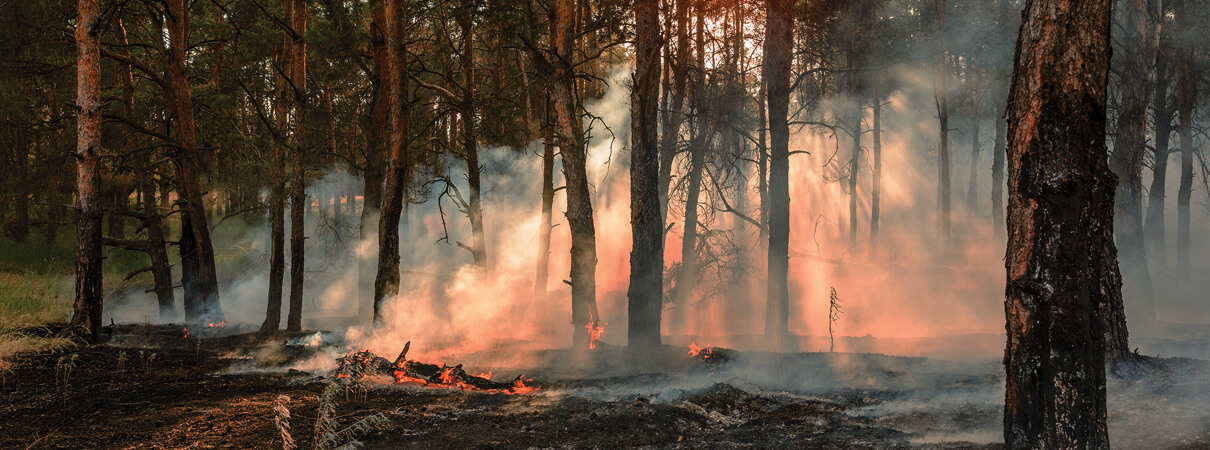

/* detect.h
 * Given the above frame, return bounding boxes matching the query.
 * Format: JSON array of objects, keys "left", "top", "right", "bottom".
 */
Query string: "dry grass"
[{"left": 0, "top": 272, "right": 75, "bottom": 372}]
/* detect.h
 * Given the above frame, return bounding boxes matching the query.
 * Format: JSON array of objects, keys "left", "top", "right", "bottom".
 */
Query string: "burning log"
[
  {"left": 687, "top": 341, "right": 732, "bottom": 366},
  {"left": 334, "top": 342, "right": 538, "bottom": 394}
]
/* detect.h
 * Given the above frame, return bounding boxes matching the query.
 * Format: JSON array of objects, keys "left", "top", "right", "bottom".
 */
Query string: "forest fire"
[
  {"left": 587, "top": 322, "right": 605, "bottom": 349},
  {"left": 334, "top": 343, "right": 539, "bottom": 395}
]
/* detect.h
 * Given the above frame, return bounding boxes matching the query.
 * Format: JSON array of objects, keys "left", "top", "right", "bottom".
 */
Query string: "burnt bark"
[
  {"left": 552, "top": 0, "right": 600, "bottom": 349},
  {"left": 459, "top": 3, "right": 487, "bottom": 268},
  {"left": 534, "top": 97, "right": 555, "bottom": 300},
  {"left": 1108, "top": 0, "right": 1160, "bottom": 327},
  {"left": 1175, "top": 0, "right": 1195, "bottom": 278},
  {"left": 1145, "top": 42, "right": 1174, "bottom": 256},
  {"left": 658, "top": 0, "right": 690, "bottom": 226},
  {"left": 628, "top": 0, "right": 663, "bottom": 358},
  {"left": 71, "top": 0, "right": 104, "bottom": 343},
  {"left": 166, "top": 0, "right": 222, "bottom": 323},
  {"left": 360, "top": 0, "right": 389, "bottom": 320},
  {"left": 1003, "top": 0, "right": 1116, "bottom": 446},
  {"left": 763, "top": 0, "right": 793, "bottom": 348},
  {"left": 373, "top": 0, "right": 409, "bottom": 325},
  {"left": 287, "top": 0, "right": 308, "bottom": 332}
]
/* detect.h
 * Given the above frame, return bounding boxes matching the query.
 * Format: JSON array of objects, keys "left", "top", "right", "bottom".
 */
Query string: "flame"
[
  {"left": 586, "top": 322, "right": 605, "bottom": 349},
  {"left": 511, "top": 376, "right": 538, "bottom": 394},
  {"left": 473, "top": 371, "right": 492, "bottom": 379},
  {"left": 688, "top": 341, "right": 714, "bottom": 358},
  {"left": 438, "top": 367, "right": 456, "bottom": 385},
  {"left": 182, "top": 327, "right": 189, "bottom": 338},
  {"left": 206, "top": 321, "right": 226, "bottom": 328}
]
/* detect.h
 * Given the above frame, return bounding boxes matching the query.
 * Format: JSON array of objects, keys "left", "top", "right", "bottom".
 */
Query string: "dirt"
[{"left": 0, "top": 325, "right": 1204, "bottom": 449}]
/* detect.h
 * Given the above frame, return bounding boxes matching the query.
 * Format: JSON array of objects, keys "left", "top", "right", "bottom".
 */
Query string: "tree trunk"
[
  {"left": 286, "top": 0, "right": 308, "bottom": 332},
  {"left": 1175, "top": 6, "right": 1195, "bottom": 278},
  {"left": 658, "top": 0, "right": 690, "bottom": 227},
  {"left": 966, "top": 91, "right": 980, "bottom": 214},
  {"left": 1003, "top": 1, "right": 1117, "bottom": 446},
  {"left": 935, "top": 0, "right": 951, "bottom": 240},
  {"left": 361, "top": 0, "right": 389, "bottom": 320},
  {"left": 1146, "top": 44, "right": 1173, "bottom": 257},
  {"left": 460, "top": 4, "right": 487, "bottom": 268},
  {"left": 166, "top": 0, "right": 223, "bottom": 323},
  {"left": 870, "top": 98, "right": 882, "bottom": 251},
  {"left": 373, "top": 0, "right": 409, "bottom": 325},
  {"left": 629, "top": 0, "right": 663, "bottom": 358},
  {"left": 552, "top": 0, "right": 600, "bottom": 349},
  {"left": 1108, "top": 0, "right": 1160, "bottom": 328},
  {"left": 763, "top": 0, "right": 793, "bottom": 348},
  {"left": 263, "top": 14, "right": 292, "bottom": 333},
  {"left": 534, "top": 96, "right": 555, "bottom": 299},
  {"left": 72, "top": 0, "right": 104, "bottom": 343},
  {"left": 848, "top": 96, "right": 861, "bottom": 249}
]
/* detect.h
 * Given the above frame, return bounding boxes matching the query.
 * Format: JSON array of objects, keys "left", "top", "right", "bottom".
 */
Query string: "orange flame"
[
  {"left": 587, "top": 322, "right": 606, "bottom": 349},
  {"left": 511, "top": 376, "right": 538, "bottom": 395},
  {"left": 182, "top": 327, "right": 189, "bottom": 338},
  {"left": 688, "top": 341, "right": 713, "bottom": 357},
  {"left": 206, "top": 321, "right": 226, "bottom": 328}
]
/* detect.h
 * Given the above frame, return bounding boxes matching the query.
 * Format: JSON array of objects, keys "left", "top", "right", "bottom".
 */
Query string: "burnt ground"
[{"left": 0, "top": 325, "right": 1207, "bottom": 449}]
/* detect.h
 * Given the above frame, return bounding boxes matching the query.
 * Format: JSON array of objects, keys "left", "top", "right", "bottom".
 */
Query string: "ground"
[{"left": 0, "top": 325, "right": 1207, "bottom": 449}]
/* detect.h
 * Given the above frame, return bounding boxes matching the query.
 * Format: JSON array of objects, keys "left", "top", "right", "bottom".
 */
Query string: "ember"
[{"left": 688, "top": 341, "right": 712, "bottom": 357}]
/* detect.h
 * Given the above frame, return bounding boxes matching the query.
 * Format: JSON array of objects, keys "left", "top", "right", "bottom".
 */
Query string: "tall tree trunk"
[
  {"left": 675, "top": 2, "right": 707, "bottom": 333},
  {"left": 763, "top": 0, "right": 793, "bottom": 348},
  {"left": 460, "top": 4, "right": 487, "bottom": 268},
  {"left": 870, "top": 98, "right": 882, "bottom": 251},
  {"left": 552, "top": 0, "right": 600, "bottom": 349},
  {"left": 1108, "top": 0, "right": 1160, "bottom": 328},
  {"left": 263, "top": 17, "right": 291, "bottom": 332},
  {"left": 1146, "top": 44, "right": 1173, "bottom": 257},
  {"left": 848, "top": 97, "right": 861, "bottom": 249},
  {"left": 72, "top": 0, "right": 103, "bottom": 343},
  {"left": 935, "top": 0, "right": 951, "bottom": 240},
  {"left": 658, "top": 0, "right": 690, "bottom": 227},
  {"left": 360, "top": 0, "right": 388, "bottom": 320},
  {"left": 287, "top": 0, "right": 308, "bottom": 332},
  {"left": 1003, "top": 1, "right": 1117, "bottom": 447},
  {"left": 534, "top": 97, "right": 555, "bottom": 299},
  {"left": 1175, "top": 7, "right": 1195, "bottom": 278},
  {"left": 167, "top": 0, "right": 223, "bottom": 323},
  {"left": 373, "top": 0, "right": 409, "bottom": 325},
  {"left": 117, "top": 16, "right": 175, "bottom": 319},
  {"left": 966, "top": 90, "right": 980, "bottom": 213},
  {"left": 628, "top": 0, "right": 663, "bottom": 358}
]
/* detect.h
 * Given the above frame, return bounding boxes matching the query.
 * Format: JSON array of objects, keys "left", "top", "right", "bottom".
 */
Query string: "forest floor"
[{"left": 0, "top": 325, "right": 1208, "bottom": 449}]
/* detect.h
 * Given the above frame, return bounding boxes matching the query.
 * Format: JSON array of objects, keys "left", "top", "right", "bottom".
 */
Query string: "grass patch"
[{"left": 0, "top": 327, "right": 75, "bottom": 372}]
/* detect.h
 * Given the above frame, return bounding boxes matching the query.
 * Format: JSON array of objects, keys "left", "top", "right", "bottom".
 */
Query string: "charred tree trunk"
[
  {"left": 1109, "top": 0, "right": 1160, "bottom": 328},
  {"left": 628, "top": 0, "right": 663, "bottom": 357},
  {"left": 373, "top": 0, "right": 409, "bottom": 325},
  {"left": 935, "top": 0, "right": 951, "bottom": 240},
  {"left": 1146, "top": 44, "right": 1174, "bottom": 257},
  {"left": 966, "top": 86, "right": 981, "bottom": 214},
  {"left": 552, "top": 0, "right": 600, "bottom": 349},
  {"left": 1003, "top": 0, "right": 1116, "bottom": 446},
  {"left": 675, "top": 3, "right": 708, "bottom": 332},
  {"left": 360, "top": 0, "right": 389, "bottom": 320},
  {"left": 167, "top": 0, "right": 222, "bottom": 323},
  {"left": 763, "top": 0, "right": 793, "bottom": 348},
  {"left": 72, "top": 0, "right": 103, "bottom": 343},
  {"left": 286, "top": 0, "right": 308, "bottom": 332},
  {"left": 263, "top": 18, "right": 292, "bottom": 332},
  {"left": 534, "top": 96, "right": 555, "bottom": 299},
  {"left": 848, "top": 97, "right": 861, "bottom": 249}
]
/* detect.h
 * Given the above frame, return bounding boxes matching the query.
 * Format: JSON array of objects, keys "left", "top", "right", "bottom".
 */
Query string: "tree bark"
[
  {"left": 166, "top": 0, "right": 223, "bottom": 323},
  {"left": 629, "top": 0, "right": 663, "bottom": 358},
  {"left": 1003, "top": 0, "right": 1116, "bottom": 446},
  {"left": 764, "top": 0, "right": 793, "bottom": 348},
  {"left": 286, "top": 0, "right": 308, "bottom": 332},
  {"left": 1145, "top": 42, "right": 1174, "bottom": 257},
  {"left": 360, "top": 0, "right": 389, "bottom": 320},
  {"left": 72, "top": 0, "right": 104, "bottom": 343},
  {"left": 373, "top": 0, "right": 409, "bottom": 325},
  {"left": 992, "top": 103, "right": 1007, "bottom": 237},
  {"left": 870, "top": 98, "right": 882, "bottom": 251},
  {"left": 1108, "top": 0, "right": 1160, "bottom": 327},
  {"left": 534, "top": 96, "right": 555, "bottom": 300},
  {"left": 552, "top": 0, "right": 600, "bottom": 349},
  {"left": 263, "top": 7, "right": 292, "bottom": 332},
  {"left": 658, "top": 0, "right": 690, "bottom": 227}
]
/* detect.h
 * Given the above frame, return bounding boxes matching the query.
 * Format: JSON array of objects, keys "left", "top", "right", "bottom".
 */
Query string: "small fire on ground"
[{"left": 334, "top": 342, "right": 539, "bottom": 395}]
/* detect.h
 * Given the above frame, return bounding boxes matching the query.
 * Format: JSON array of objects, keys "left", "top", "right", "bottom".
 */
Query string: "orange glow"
[
  {"left": 182, "top": 327, "right": 189, "bottom": 338},
  {"left": 206, "top": 321, "right": 226, "bottom": 328},
  {"left": 587, "top": 322, "right": 605, "bottom": 349},
  {"left": 688, "top": 341, "right": 713, "bottom": 357}
]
